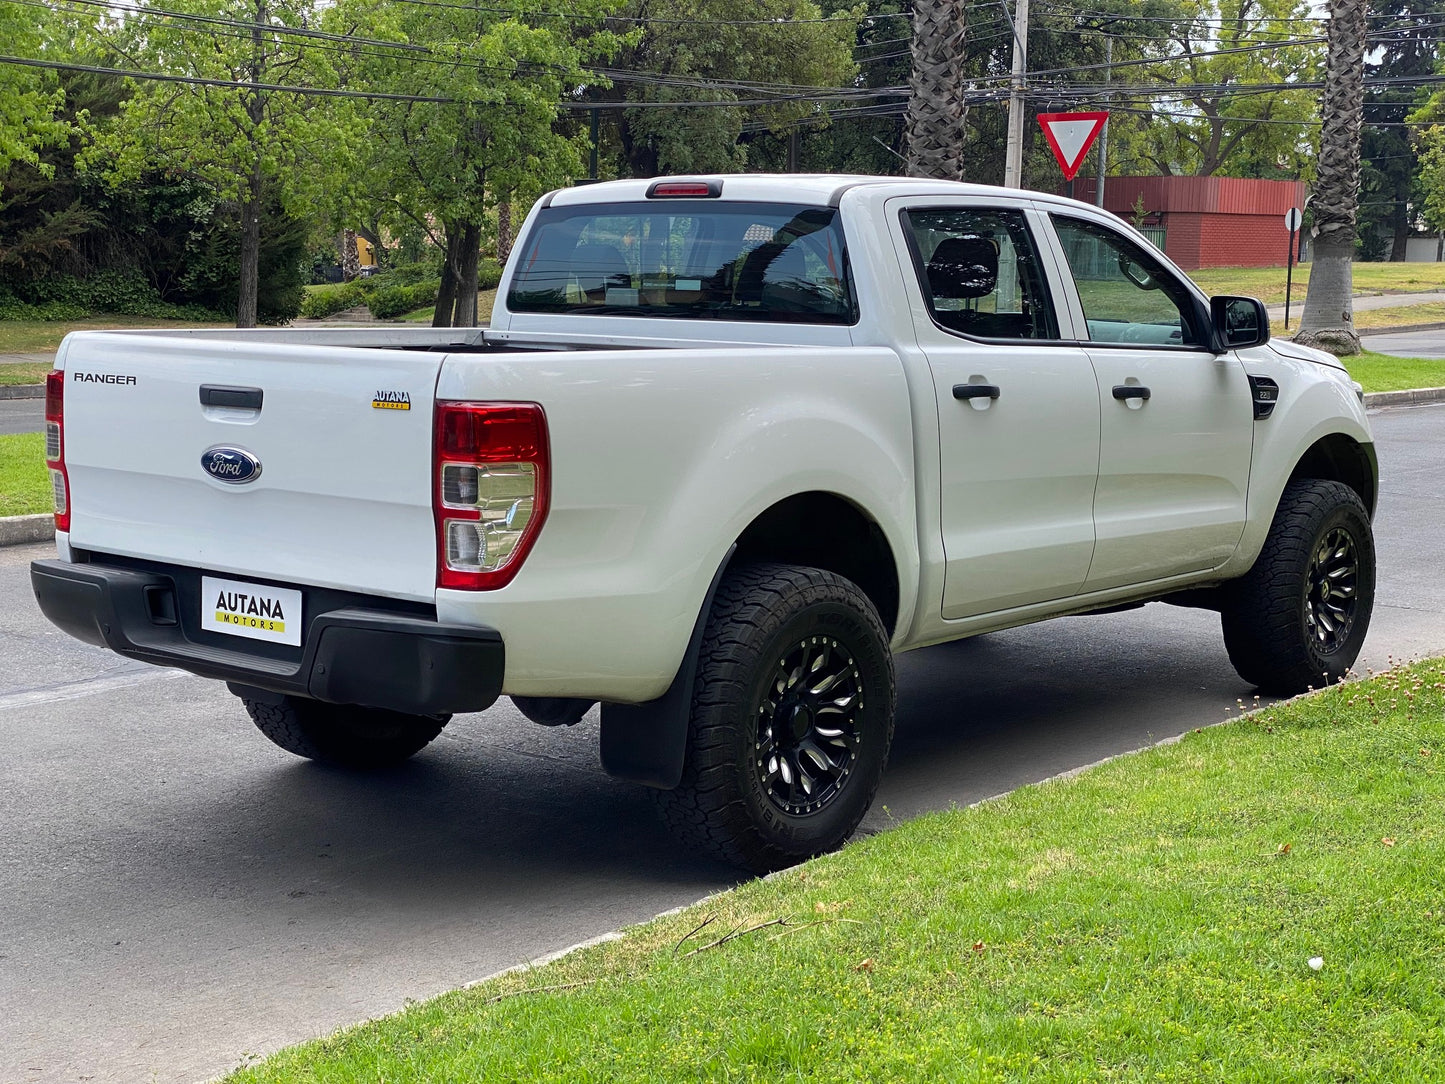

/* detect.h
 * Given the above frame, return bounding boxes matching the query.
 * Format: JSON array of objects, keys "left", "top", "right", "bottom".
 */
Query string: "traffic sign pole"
[{"left": 1283, "top": 207, "right": 1303, "bottom": 329}]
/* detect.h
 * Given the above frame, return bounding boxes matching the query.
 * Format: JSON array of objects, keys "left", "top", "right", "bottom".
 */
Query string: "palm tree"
[
  {"left": 1295, "top": 0, "right": 1369, "bottom": 355},
  {"left": 905, "top": 0, "right": 969, "bottom": 180}
]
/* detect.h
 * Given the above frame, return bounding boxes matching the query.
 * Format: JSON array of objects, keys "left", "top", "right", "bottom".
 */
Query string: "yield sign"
[{"left": 1037, "top": 111, "right": 1109, "bottom": 181}]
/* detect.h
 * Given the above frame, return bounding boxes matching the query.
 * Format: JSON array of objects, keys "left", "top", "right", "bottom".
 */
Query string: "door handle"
[
  {"left": 200, "top": 384, "right": 264, "bottom": 410},
  {"left": 953, "top": 383, "right": 1001, "bottom": 401},
  {"left": 1111, "top": 385, "right": 1151, "bottom": 402}
]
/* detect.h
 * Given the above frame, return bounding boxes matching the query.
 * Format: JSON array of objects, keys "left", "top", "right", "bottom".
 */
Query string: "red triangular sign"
[{"left": 1037, "top": 112, "right": 1109, "bottom": 181}]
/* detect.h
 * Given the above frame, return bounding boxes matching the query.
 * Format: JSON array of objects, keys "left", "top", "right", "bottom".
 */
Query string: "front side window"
[
  {"left": 904, "top": 208, "right": 1058, "bottom": 341},
  {"left": 507, "top": 202, "right": 854, "bottom": 324},
  {"left": 1051, "top": 216, "right": 1205, "bottom": 347}
]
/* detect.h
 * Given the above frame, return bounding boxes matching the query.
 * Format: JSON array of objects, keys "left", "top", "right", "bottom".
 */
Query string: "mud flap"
[{"left": 599, "top": 546, "right": 735, "bottom": 790}]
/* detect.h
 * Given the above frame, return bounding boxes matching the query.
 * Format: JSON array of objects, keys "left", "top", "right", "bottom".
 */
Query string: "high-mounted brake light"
[
  {"left": 646, "top": 179, "right": 722, "bottom": 199},
  {"left": 44, "top": 370, "right": 70, "bottom": 532},
  {"left": 433, "top": 402, "right": 550, "bottom": 590}
]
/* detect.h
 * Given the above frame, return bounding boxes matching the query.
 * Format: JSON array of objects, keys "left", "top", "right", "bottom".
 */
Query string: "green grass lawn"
[
  {"left": 0, "top": 362, "right": 52, "bottom": 385},
  {"left": 0, "top": 316, "right": 230, "bottom": 355},
  {"left": 0, "top": 432, "right": 51, "bottom": 517},
  {"left": 1346, "top": 350, "right": 1445, "bottom": 393},
  {"left": 1274, "top": 301, "right": 1445, "bottom": 336},
  {"left": 1191, "top": 262, "right": 1445, "bottom": 304},
  {"left": 225, "top": 659, "right": 1445, "bottom": 1083}
]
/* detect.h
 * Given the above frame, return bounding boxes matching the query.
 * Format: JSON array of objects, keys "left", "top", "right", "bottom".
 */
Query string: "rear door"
[
  {"left": 1044, "top": 214, "right": 1253, "bottom": 592},
  {"left": 891, "top": 198, "right": 1101, "bottom": 620},
  {"left": 60, "top": 334, "right": 442, "bottom": 601}
]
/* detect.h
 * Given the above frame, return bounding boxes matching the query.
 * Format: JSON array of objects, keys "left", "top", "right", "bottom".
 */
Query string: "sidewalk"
[{"left": 1266, "top": 290, "right": 1445, "bottom": 324}]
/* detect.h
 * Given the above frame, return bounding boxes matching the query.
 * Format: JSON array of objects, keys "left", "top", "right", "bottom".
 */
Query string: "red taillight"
[
  {"left": 433, "top": 402, "right": 550, "bottom": 590},
  {"left": 44, "top": 370, "right": 70, "bottom": 532}
]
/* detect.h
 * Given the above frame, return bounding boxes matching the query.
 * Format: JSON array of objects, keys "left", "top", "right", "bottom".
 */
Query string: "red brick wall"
[
  {"left": 1071, "top": 176, "right": 1306, "bottom": 269},
  {"left": 1197, "top": 212, "right": 1296, "bottom": 268}
]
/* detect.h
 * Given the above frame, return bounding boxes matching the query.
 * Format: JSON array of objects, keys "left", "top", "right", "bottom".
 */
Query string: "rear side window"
[
  {"left": 903, "top": 208, "right": 1059, "bottom": 341},
  {"left": 507, "top": 202, "right": 855, "bottom": 325}
]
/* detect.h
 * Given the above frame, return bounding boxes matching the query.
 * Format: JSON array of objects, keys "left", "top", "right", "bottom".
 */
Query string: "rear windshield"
[{"left": 506, "top": 201, "right": 856, "bottom": 324}]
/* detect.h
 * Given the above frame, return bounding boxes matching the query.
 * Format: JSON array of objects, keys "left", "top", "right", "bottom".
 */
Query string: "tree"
[
  {"left": 1359, "top": 0, "right": 1444, "bottom": 260},
  {"left": 87, "top": 0, "right": 346, "bottom": 326},
  {"left": 905, "top": 0, "right": 968, "bottom": 180},
  {"left": 1295, "top": 0, "right": 1367, "bottom": 355},
  {"left": 0, "top": 3, "right": 69, "bottom": 173},
  {"left": 1419, "top": 125, "right": 1445, "bottom": 239},
  {"left": 590, "top": 0, "right": 860, "bottom": 178},
  {"left": 1414, "top": 93, "right": 1445, "bottom": 240},
  {"left": 327, "top": 0, "right": 619, "bottom": 326},
  {"left": 1102, "top": 0, "right": 1321, "bottom": 178}
]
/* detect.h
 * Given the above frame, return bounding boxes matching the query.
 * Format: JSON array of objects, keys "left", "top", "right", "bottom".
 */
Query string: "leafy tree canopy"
[
  {"left": 1100, "top": 0, "right": 1321, "bottom": 178},
  {"left": 594, "top": 0, "right": 863, "bottom": 177},
  {"left": 0, "top": 3, "right": 71, "bottom": 173}
]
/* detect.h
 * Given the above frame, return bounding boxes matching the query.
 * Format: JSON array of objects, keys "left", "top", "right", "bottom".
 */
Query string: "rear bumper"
[{"left": 30, "top": 559, "right": 504, "bottom": 716}]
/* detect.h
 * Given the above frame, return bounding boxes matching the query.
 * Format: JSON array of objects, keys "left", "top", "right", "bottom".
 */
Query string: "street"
[
  {"left": 1367, "top": 326, "right": 1445, "bottom": 360},
  {"left": 0, "top": 397, "right": 43, "bottom": 436},
  {"left": 1, "top": 402, "right": 1443, "bottom": 1083}
]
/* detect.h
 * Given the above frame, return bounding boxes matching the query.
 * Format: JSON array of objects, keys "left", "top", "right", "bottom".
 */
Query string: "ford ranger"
[{"left": 31, "top": 175, "right": 1377, "bottom": 872}]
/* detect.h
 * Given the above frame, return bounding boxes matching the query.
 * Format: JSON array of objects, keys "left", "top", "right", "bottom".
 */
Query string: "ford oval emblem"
[{"left": 201, "top": 446, "right": 262, "bottom": 485}]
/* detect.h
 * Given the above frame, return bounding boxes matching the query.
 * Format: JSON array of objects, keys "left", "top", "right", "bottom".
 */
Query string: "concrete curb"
[
  {"left": 1363, "top": 386, "right": 1445, "bottom": 409},
  {"left": 0, "top": 384, "right": 43, "bottom": 399},
  {"left": 0, "top": 513, "right": 54, "bottom": 547}
]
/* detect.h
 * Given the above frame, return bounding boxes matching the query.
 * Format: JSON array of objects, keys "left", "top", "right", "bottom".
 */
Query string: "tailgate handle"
[{"left": 200, "top": 385, "right": 264, "bottom": 410}]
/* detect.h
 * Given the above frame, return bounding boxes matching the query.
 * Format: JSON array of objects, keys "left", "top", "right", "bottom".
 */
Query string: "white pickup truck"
[{"left": 32, "top": 175, "right": 1377, "bottom": 872}]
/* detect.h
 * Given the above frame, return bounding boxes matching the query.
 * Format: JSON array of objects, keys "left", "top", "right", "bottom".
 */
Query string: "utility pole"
[
  {"left": 1003, "top": 0, "right": 1029, "bottom": 188},
  {"left": 1095, "top": 34, "right": 1111, "bottom": 207}
]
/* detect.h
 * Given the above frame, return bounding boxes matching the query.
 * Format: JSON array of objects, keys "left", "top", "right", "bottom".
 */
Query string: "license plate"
[{"left": 201, "top": 575, "right": 303, "bottom": 647}]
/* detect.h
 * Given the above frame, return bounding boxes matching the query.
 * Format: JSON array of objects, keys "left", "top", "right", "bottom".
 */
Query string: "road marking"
[{"left": 0, "top": 667, "right": 190, "bottom": 712}]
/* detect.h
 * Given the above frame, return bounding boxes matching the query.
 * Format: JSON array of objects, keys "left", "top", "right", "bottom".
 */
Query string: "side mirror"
[{"left": 1210, "top": 295, "right": 1270, "bottom": 351}]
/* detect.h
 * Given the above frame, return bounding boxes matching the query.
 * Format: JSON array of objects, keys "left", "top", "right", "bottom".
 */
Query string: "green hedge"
[
  {"left": 0, "top": 269, "right": 226, "bottom": 322},
  {"left": 477, "top": 258, "right": 503, "bottom": 290},
  {"left": 367, "top": 279, "right": 440, "bottom": 319},
  {"left": 298, "top": 282, "right": 367, "bottom": 319},
  {"left": 300, "top": 260, "right": 500, "bottom": 321}
]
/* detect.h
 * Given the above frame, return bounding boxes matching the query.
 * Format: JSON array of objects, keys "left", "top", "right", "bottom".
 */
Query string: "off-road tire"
[
  {"left": 1221, "top": 478, "right": 1375, "bottom": 695},
  {"left": 242, "top": 695, "right": 450, "bottom": 769},
  {"left": 654, "top": 563, "right": 896, "bottom": 874}
]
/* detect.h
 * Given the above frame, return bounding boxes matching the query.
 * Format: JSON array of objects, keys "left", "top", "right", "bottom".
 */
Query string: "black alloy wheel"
[
  {"left": 755, "top": 635, "right": 864, "bottom": 817},
  {"left": 1305, "top": 526, "right": 1361, "bottom": 655}
]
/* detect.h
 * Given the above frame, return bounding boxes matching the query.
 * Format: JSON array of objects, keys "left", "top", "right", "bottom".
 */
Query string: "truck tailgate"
[{"left": 59, "top": 334, "right": 442, "bottom": 602}]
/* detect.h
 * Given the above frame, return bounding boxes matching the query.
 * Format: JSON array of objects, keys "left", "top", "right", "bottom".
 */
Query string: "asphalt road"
[
  {"left": 3, "top": 402, "right": 1445, "bottom": 1084},
  {"left": 1368, "top": 326, "right": 1445, "bottom": 360},
  {"left": 0, "top": 396, "right": 44, "bottom": 436}
]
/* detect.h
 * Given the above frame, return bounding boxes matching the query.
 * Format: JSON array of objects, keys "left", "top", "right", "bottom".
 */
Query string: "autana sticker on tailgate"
[{"left": 201, "top": 575, "right": 303, "bottom": 647}]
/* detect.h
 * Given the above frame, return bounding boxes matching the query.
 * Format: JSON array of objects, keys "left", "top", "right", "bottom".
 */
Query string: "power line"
[
  {"left": 0, "top": 52, "right": 455, "bottom": 100},
  {"left": 0, "top": 52, "right": 892, "bottom": 108},
  {"left": 367, "top": 0, "right": 907, "bottom": 26}
]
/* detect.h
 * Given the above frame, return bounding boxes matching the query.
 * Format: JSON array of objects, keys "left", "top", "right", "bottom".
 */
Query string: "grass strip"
[
  {"left": 0, "top": 316, "right": 229, "bottom": 355},
  {"left": 1346, "top": 351, "right": 1445, "bottom": 393},
  {"left": 0, "top": 362, "right": 52, "bottom": 385},
  {"left": 1191, "top": 262, "right": 1445, "bottom": 304},
  {"left": 1274, "top": 303, "right": 1445, "bottom": 338},
  {"left": 226, "top": 660, "right": 1445, "bottom": 1083},
  {"left": 0, "top": 432, "right": 51, "bottom": 517}
]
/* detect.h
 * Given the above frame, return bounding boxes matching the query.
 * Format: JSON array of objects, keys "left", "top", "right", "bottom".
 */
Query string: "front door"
[
  {"left": 896, "top": 202, "right": 1102, "bottom": 620},
  {"left": 1048, "top": 214, "right": 1254, "bottom": 592}
]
